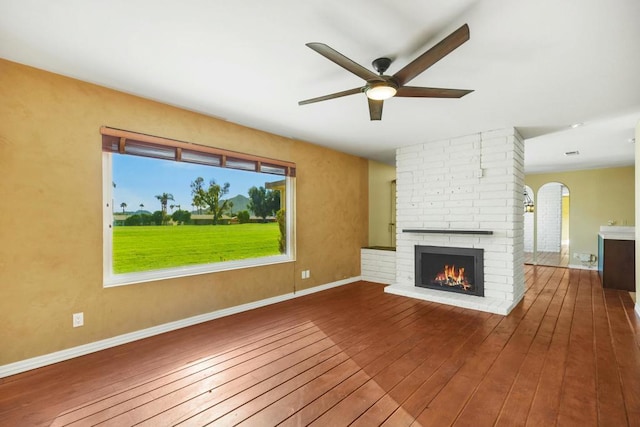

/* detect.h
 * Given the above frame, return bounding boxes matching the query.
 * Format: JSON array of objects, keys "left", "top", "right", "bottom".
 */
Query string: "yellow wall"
[
  {"left": 526, "top": 166, "right": 635, "bottom": 261},
  {"left": 368, "top": 160, "right": 395, "bottom": 247},
  {"left": 0, "top": 59, "right": 368, "bottom": 365}
]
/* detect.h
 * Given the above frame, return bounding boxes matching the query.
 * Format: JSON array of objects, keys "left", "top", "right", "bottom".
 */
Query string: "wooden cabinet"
[{"left": 598, "top": 234, "right": 635, "bottom": 291}]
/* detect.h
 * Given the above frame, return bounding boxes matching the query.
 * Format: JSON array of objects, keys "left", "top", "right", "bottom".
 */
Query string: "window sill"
[{"left": 104, "top": 254, "right": 293, "bottom": 288}]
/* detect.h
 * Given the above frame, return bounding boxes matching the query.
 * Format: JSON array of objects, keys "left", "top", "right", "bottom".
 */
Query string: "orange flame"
[{"left": 433, "top": 265, "right": 471, "bottom": 290}]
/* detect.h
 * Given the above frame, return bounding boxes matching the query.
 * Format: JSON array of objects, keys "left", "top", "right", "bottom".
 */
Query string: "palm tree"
[
  {"left": 139, "top": 203, "right": 144, "bottom": 210},
  {"left": 155, "top": 193, "right": 174, "bottom": 216},
  {"left": 120, "top": 202, "right": 127, "bottom": 213}
]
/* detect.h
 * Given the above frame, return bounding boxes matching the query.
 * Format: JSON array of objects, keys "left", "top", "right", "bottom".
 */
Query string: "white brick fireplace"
[{"left": 385, "top": 128, "right": 525, "bottom": 315}]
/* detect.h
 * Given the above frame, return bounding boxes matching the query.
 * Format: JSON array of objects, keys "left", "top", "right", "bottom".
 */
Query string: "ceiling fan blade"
[
  {"left": 392, "top": 24, "right": 470, "bottom": 86},
  {"left": 298, "top": 87, "right": 363, "bottom": 105},
  {"left": 306, "top": 43, "right": 382, "bottom": 82},
  {"left": 368, "top": 98, "right": 383, "bottom": 121},
  {"left": 396, "top": 86, "right": 473, "bottom": 98}
]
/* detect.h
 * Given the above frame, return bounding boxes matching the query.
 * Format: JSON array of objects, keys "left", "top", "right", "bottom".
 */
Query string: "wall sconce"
[{"left": 524, "top": 189, "right": 534, "bottom": 213}]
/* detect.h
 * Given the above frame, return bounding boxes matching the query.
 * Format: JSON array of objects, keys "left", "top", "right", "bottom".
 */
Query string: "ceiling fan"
[{"left": 299, "top": 23, "right": 473, "bottom": 121}]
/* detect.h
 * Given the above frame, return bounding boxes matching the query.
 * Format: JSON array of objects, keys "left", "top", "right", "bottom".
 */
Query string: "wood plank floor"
[
  {"left": 1, "top": 265, "right": 639, "bottom": 426},
  {"left": 524, "top": 243, "right": 570, "bottom": 267}
]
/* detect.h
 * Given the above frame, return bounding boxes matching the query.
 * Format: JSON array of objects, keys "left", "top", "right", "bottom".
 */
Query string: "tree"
[
  {"left": 237, "top": 210, "right": 250, "bottom": 224},
  {"left": 155, "top": 193, "right": 174, "bottom": 216},
  {"left": 124, "top": 214, "right": 141, "bottom": 226},
  {"left": 155, "top": 193, "right": 174, "bottom": 224},
  {"left": 140, "top": 213, "right": 152, "bottom": 225},
  {"left": 120, "top": 202, "right": 127, "bottom": 213},
  {"left": 247, "top": 186, "right": 280, "bottom": 222},
  {"left": 190, "top": 178, "right": 206, "bottom": 214},
  {"left": 151, "top": 210, "right": 164, "bottom": 226},
  {"left": 191, "top": 177, "right": 233, "bottom": 225},
  {"left": 139, "top": 203, "right": 144, "bottom": 210},
  {"left": 171, "top": 209, "right": 191, "bottom": 225},
  {"left": 276, "top": 209, "right": 286, "bottom": 253}
]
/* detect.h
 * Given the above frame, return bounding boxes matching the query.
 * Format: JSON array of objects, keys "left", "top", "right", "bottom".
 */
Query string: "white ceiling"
[{"left": 1, "top": 0, "right": 639, "bottom": 173}]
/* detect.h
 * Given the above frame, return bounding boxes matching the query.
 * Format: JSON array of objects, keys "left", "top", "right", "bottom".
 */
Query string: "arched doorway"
[{"left": 535, "top": 182, "right": 570, "bottom": 267}]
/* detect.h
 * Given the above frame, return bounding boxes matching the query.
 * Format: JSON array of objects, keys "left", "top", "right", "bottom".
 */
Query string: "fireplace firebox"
[{"left": 415, "top": 245, "right": 484, "bottom": 297}]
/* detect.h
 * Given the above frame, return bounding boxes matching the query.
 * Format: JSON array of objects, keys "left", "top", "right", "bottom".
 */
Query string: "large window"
[{"left": 102, "top": 127, "right": 295, "bottom": 287}]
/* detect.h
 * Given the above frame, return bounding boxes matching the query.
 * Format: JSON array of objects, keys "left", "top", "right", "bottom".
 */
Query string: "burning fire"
[{"left": 433, "top": 265, "right": 471, "bottom": 291}]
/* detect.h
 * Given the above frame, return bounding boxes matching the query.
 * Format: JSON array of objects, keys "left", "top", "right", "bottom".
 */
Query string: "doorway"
[{"left": 532, "top": 182, "right": 570, "bottom": 267}]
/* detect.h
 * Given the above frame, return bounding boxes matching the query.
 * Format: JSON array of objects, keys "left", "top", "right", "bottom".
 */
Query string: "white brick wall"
[
  {"left": 536, "top": 183, "right": 562, "bottom": 252},
  {"left": 385, "top": 128, "right": 525, "bottom": 315},
  {"left": 361, "top": 248, "right": 396, "bottom": 284}
]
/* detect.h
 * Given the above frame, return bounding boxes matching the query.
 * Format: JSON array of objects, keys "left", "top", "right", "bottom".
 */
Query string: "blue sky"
[{"left": 112, "top": 155, "right": 274, "bottom": 213}]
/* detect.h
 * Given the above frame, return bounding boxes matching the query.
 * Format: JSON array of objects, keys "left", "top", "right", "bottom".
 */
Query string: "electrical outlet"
[
  {"left": 574, "top": 253, "right": 594, "bottom": 262},
  {"left": 73, "top": 312, "right": 84, "bottom": 328},
  {"left": 578, "top": 253, "right": 592, "bottom": 262},
  {"left": 306, "top": 270, "right": 310, "bottom": 278},
  {"left": 301, "top": 270, "right": 310, "bottom": 279}
]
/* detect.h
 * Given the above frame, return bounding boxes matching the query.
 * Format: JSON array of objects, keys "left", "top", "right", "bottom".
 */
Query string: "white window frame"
[{"left": 102, "top": 145, "right": 295, "bottom": 288}]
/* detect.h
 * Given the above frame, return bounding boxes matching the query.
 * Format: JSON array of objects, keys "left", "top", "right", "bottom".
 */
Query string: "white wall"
[{"left": 536, "top": 183, "right": 563, "bottom": 252}]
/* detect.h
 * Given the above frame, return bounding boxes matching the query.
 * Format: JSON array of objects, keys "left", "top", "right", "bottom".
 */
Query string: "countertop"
[{"left": 599, "top": 226, "right": 635, "bottom": 241}]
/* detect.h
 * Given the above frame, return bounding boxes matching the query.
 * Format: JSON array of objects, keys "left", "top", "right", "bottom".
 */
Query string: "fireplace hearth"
[{"left": 415, "top": 245, "right": 484, "bottom": 297}]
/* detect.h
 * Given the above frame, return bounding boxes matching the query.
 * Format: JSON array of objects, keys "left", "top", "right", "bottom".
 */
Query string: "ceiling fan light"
[{"left": 365, "top": 82, "right": 397, "bottom": 100}]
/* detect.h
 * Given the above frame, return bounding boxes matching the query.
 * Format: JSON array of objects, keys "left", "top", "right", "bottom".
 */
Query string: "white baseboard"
[
  {"left": 635, "top": 303, "right": 640, "bottom": 319},
  {"left": 0, "top": 276, "right": 361, "bottom": 379},
  {"left": 361, "top": 275, "right": 395, "bottom": 285}
]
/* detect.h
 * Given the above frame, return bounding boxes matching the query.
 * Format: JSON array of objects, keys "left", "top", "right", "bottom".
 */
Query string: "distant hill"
[{"left": 224, "top": 194, "right": 250, "bottom": 214}]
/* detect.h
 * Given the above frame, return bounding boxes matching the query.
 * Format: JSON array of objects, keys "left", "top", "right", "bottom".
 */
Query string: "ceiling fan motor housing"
[{"left": 372, "top": 57, "right": 392, "bottom": 75}]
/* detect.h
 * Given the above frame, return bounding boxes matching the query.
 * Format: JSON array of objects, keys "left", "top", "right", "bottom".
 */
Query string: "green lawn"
[{"left": 113, "top": 223, "right": 281, "bottom": 274}]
